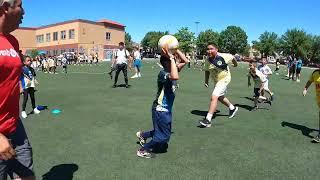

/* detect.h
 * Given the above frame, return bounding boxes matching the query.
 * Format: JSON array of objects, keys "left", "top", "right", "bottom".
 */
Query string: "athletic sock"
[
  {"left": 229, "top": 104, "right": 235, "bottom": 110},
  {"left": 206, "top": 113, "right": 213, "bottom": 121}
]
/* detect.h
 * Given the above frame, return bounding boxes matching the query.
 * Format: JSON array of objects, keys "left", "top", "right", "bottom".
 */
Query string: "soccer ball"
[{"left": 158, "top": 35, "right": 179, "bottom": 50}]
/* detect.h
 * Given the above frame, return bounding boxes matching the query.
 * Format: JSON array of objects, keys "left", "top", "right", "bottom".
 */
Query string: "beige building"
[{"left": 12, "top": 19, "right": 126, "bottom": 60}]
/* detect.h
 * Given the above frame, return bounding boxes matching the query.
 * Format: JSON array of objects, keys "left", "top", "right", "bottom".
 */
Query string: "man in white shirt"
[{"left": 113, "top": 42, "right": 130, "bottom": 88}]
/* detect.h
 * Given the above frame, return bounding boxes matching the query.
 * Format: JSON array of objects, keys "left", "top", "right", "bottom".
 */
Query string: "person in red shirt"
[{"left": 0, "top": 0, "right": 35, "bottom": 179}]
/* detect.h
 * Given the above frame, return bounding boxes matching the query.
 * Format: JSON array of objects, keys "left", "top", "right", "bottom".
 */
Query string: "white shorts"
[
  {"left": 212, "top": 78, "right": 231, "bottom": 97},
  {"left": 263, "top": 80, "right": 269, "bottom": 91}
]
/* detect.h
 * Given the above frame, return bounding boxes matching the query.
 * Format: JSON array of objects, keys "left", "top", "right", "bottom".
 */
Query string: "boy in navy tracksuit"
[{"left": 136, "top": 47, "right": 188, "bottom": 158}]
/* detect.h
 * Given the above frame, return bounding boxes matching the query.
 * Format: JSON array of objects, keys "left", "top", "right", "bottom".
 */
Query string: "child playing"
[
  {"left": 303, "top": 69, "right": 320, "bottom": 142},
  {"left": 20, "top": 56, "right": 40, "bottom": 118},
  {"left": 135, "top": 46, "right": 189, "bottom": 158},
  {"left": 248, "top": 61, "right": 270, "bottom": 110}
]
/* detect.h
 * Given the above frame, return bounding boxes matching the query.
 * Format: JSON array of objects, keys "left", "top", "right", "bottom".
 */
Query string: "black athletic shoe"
[
  {"left": 229, "top": 107, "right": 239, "bottom": 118},
  {"left": 199, "top": 118, "right": 212, "bottom": 128},
  {"left": 112, "top": 85, "right": 117, "bottom": 88},
  {"left": 312, "top": 135, "right": 320, "bottom": 143},
  {"left": 126, "top": 85, "right": 129, "bottom": 88}
]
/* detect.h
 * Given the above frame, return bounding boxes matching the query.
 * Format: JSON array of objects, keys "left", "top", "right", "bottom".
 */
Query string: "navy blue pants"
[{"left": 141, "top": 108, "right": 172, "bottom": 152}]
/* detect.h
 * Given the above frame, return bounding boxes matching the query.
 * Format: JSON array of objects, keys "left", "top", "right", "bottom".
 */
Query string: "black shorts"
[
  {"left": 254, "top": 88, "right": 260, "bottom": 97},
  {"left": 296, "top": 68, "right": 301, "bottom": 74},
  {"left": 290, "top": 65, "right": 296, "bottom": 74}
]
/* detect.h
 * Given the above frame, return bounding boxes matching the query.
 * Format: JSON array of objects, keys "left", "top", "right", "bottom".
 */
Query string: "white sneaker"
[
  {"left": 131, "top": 74, "right": 138, "bottom": 79},
  {"left": 138, "top": 73, "right": 141, "bottom": 77},
  {"left": 297, "top": 79, "right": 300, "bottom": 82},
  {"left": 33, "top": 108, "right": 41, "bottom": 114},
  {"left": 21, "top": 111, "right": 27, "bottom": 118}
]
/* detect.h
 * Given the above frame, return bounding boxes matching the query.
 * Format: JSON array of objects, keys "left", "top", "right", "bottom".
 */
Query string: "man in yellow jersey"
[
  {"left": 303, "top": 69, "right": 320, "bottom": 142},
  {"left": 199, "top": 44, "right": 239, "bottom": 128}
]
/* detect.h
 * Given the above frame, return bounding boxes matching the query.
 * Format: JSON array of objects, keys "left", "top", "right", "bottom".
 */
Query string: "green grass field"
[{"left": 22, "top": 60, "right": 320, "bottom": 180}]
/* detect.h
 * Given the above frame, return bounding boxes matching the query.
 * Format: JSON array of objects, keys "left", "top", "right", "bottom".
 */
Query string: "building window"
[
  {"left": 53, "top": 32, "right": 58, "bottom": 41},
  {"left": 69, "top": 29, "right": 75, "bottom": 39},
  {"left": 106, "top": 32, "right": 111, "bottom": 40},
  {"left": 36, "top": 35, "right": 44, "bottom": 43},
  {"left": 61, "top": 30, "right": 66, "bottom": 40},
  {"left": 46, "top": 33, "right": 51, "bottom": 42}
]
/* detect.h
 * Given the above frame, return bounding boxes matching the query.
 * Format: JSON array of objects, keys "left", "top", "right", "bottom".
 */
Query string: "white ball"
[{"left": 158, "top": 35, "right": 179, "bottom": 50}]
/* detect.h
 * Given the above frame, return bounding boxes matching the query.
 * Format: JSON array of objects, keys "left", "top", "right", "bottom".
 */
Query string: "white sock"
[
  {"left": 229, "top": 104, "right": 235, "bottom": 110},
  {"left": 206, "top": 113, "right": 213, "bottom": 121}
]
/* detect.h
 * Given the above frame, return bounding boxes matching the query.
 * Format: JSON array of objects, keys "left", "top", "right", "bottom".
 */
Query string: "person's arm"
[
  {"left": 0, "top": 133, "right": 16, "bottom": 160},
  {"left": 204, "top": 71, "right": 210, "bottom": 88},
  {"left": 232, "top": 57, "right": 238, "bottom": 67},
  {"left": 303, "top": 80, "right": 313, "bottom": 96},
  {"left": 174, "top": 49, "right": 189, "bottom": 71}
]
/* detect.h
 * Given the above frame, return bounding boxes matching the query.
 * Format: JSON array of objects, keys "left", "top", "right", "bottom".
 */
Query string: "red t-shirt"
[{"left": 0, "top": 33, "right": 22, "bottom": 135}]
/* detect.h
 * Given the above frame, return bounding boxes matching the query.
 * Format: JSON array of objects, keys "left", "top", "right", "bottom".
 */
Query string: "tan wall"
[
  {"left": 11, "top": 29, "right": 37, "bottom": 53},
  {"left": 35, "top": 22, "right": 80, "bottom": 48}
]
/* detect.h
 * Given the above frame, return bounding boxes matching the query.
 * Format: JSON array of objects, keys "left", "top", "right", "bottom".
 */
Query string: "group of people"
[{"left": 286, "top": 57, "right": 303, "bottom": 82}]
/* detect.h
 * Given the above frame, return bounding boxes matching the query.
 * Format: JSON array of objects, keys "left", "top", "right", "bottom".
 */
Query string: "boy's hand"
[
  {"left": 303, "top": 89, "right": 307, "bottom": 96},
  {"left": 0, "top": 133, "right": 16, "bottom": 160}
]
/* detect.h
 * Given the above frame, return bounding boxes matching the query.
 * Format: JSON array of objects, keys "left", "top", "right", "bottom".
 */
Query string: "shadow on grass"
[
  {"left": 191, "top": 110, "right": 227, "bottom": 117},
  {"left": 281, "top": 121, "right": 318, "bottom": 139},
  {"left": 234, "top": 104, "right": 254, "bottom": 111},
  {"left": 42, "top": 164, "right": 79, "bottom": 180}
]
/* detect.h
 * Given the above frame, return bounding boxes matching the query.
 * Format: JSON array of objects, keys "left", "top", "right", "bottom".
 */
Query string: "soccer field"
[{"left": 23, "top": 60, "right": 320, "bottom": 180}]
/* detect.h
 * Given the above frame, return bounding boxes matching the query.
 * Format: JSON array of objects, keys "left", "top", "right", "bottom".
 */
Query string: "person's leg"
[
  {"left": 113, "top": 65, "right": 121, "bottom": 86},
  {"left": 7, "top": 120, "right": 35, "bottom": 180},
  {"left": 28, "top": 88, "right": 36, "bottom": 110},
  {"left": 0, "top": 159, "right": 8, "bottom": 180},
  {"left": 123, "top": 64, "right": 129, "bottom": 86},
  {"left": 22, "top": 89, "right": 29, "bottom": 112}
]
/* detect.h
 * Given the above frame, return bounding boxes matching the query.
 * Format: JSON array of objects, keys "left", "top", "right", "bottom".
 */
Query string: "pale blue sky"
[{"left": 21, "top": 0, "right": 320, "bottom": 43}]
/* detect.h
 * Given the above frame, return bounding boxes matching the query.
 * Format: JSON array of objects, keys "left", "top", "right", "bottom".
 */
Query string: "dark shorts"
[
  {"left": 152, "top": 108, "right": 172, "bottom": 143},
  {"left": 254, "top": 88, "right": 260, "bottom": 97},
  {"left": 296, "top": 68, "right": 301, "bottom": 74},
  {"left": 290, "top": 65, "right": 296, "bottom": 74},
  {"left": 133, "top": 59, "right": 142, "bottom": 68},
  {"left": 0, "top": 120, "right": 34, "bottom": 179}
]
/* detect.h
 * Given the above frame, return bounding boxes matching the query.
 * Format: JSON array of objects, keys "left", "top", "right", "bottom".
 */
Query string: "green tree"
[
  {"left": 30, "top": 49, "right": 39, "bottom": 59},
  {"left": 141, "top": 31, "right": 168, "bottom": 53},
  {"left": 174, "top": 27, "right": 195, "bottom": 54},
  {"left": 219, "top": 26, "right": 248, "bottom": 54},
  {"left": 252, "top": 31, "right": 279, "bottom": 57},
  {"left": 309, "top": 35, "right": 320, "bottom": 63},
  {"left": 280, "top": 28, "right": 312, "bottom": 59},
  {"left": 196, "top": 29, "right": 220, "bottom": 55},
  {"left": 125, "top": 32, "right": 134, "bottom": 52}
]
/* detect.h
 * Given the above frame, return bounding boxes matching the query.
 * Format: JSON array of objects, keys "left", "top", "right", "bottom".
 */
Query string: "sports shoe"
[
  {"left": 297, "top": 79, "right": 300, "bottom": 82},
  {"left": 33, "top": 108, "right": 41, "bottom": 114},
  {"left": 136, "top": 131, "right": 146, "bottom": 146},
  {"left": 252, "top": 106, "right": 258, "bottom": 111},
  {"left": 138, "top": 73, "right": 141, "bottom": 77},
  {"left": 125, "top": 85, "right": 129, "bottom": 88},
  {"left": 137, "top": 149, "right": 154, "bottom": 158},
  {"left": 312, "top": 135, "right": 320, "bottom": 143},
  {"left": 131, "top": 74, "right": 138, "bottom": 79},
  {"left": 229, "top": 107, "right": 239, "bottom": 118},
  {"left": 199, "top": 118, "right": 212, "bottom": 128},
  {"left": 112, "top": 85, "right": 117, "bottom": 88},
  {"left": 21, "top": 111, "right": 27, "bottom": 119}
]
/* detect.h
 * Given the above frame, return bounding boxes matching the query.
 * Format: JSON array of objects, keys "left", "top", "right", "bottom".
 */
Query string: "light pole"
[{"left": 194, "top": 21, "right": 200, "bottom": 61}]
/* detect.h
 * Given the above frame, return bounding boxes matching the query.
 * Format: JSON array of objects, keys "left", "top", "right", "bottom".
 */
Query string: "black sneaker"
[
  {"left": 229, "top": 107, "right": 239, "bottom": 118},
  {"left": 312, "top": 135, "right": 320, "bottom": 143},
  {"left": 126, "top": 85, "right": 129, "bottom": 88},
  {"left": 112, "top": 85, "right": 117, "bottom": 88},
  {"left": 199, "top": 118, "right": 212, "bottom": 128}
]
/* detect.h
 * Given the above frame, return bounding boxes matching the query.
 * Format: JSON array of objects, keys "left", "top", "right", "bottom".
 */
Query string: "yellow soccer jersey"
[
  {"left": 309, "top": 70, "right": 320, "bottom": 105},
  {"left": 204, "top": 53, "right": 234, "bottom": 82}
]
